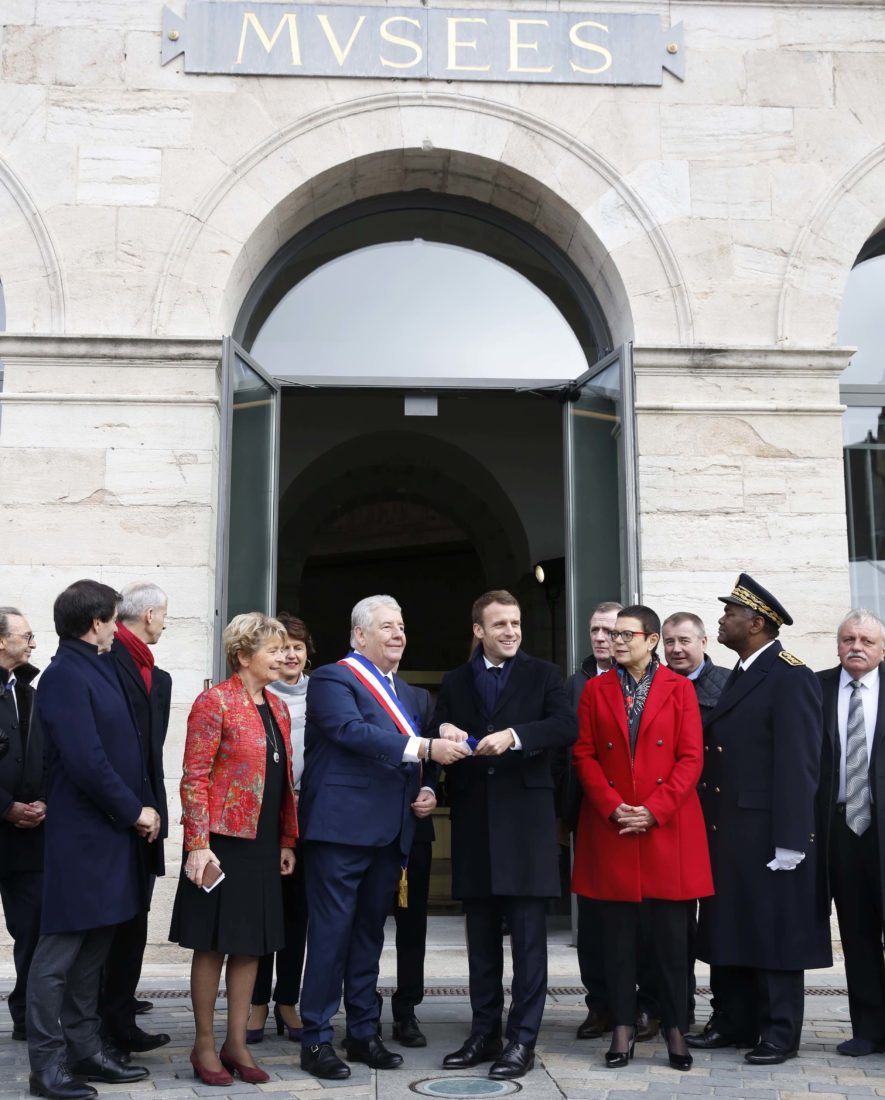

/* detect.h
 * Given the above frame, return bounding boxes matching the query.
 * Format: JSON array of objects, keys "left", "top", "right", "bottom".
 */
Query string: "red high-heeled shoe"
[
  {"left": 190, "top": 1048, "right": 233, "bottom": 1087},
  {"left": 219, "top": 1044, "right": 271, "bottom": 1084}
]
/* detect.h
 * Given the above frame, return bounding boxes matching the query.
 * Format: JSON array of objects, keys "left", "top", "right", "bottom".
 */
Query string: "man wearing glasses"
[{"left": 0, "top": 608, "right": 43, "bottom": 1043}]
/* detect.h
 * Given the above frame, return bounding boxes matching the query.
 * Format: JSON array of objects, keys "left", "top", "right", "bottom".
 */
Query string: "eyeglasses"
[
  {"left": 609, "top": 630, "right": 648, "bottom": 642},
  {"left": 6, "top": 632, "right": 35, "bottom": 643}
]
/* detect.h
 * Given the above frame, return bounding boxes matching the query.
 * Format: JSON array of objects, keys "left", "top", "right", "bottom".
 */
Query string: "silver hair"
[
  {"left": 350, "top": 594, "right": 401, "bottom": 647},
  {"left": 0, "top": 607, "right": 23, "bottom": 637},
  {"left": 117, "top": 582, "right": 168, "bottom": 624},
  {"left": 837, "top": 608, "right": 885, "bottom": 642}
]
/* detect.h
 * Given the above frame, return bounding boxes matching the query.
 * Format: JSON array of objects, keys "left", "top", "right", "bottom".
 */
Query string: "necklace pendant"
[{"left": 273, "top": 751, "right": 280, "bottom": 764}]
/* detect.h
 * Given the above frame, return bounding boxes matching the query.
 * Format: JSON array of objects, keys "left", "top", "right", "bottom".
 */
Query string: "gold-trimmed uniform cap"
[{"left": 718, "top": 572, "right": 793, "bottom": 628}]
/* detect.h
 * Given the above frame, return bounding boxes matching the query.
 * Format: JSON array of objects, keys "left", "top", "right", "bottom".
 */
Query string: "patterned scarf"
[{"left": 619, "top": 656, "right": 659, "bottom": 755}]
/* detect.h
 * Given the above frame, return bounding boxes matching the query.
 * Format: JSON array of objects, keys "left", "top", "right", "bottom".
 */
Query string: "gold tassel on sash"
[{"left": 397, "top": 866, "right": 409, "bottom": 908}]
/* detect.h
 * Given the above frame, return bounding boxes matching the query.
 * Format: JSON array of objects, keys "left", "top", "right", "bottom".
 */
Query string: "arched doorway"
[
  {"left": 217, "top": 190, "right": 639, "bottom": 682},
  {"left": 218, "top": 190, "right": 637, "bottom": 677}
]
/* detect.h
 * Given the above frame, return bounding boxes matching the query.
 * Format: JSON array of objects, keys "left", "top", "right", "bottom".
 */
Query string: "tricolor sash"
[{"left": 337, "top": 654, "right": 420, "bottom": 740}]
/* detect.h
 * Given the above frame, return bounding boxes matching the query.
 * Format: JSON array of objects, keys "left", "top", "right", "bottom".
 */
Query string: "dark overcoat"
[
  {"left": 35, "top": 638, "right": 154, "bottom": 934},
  {"left": 0, "top": 663, "right": 44, "bottom": 878},
  {"left": 110, "top": 638, "right": 171, "bottom": 876},
  {"left": 300, "top": 662, "right": 424, "bottom": 857},
  {"left": 432, "top": 648, "right": 577, "bottom": 898},
  {"left": 695, "top": 640, "right": 832, "bottom": 970},
  {"left": 817, "top": 662, "right": 885, "bottom": 909}
]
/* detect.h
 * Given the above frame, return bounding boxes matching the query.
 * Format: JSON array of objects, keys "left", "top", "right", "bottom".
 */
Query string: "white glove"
[{"left": 766, "top": 847, "right": 805, "bottom": 871}]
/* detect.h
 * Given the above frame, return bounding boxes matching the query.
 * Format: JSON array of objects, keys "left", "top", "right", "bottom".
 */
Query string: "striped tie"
[{"left": 845, "top": 680, "right": 872, "bottom": 836}]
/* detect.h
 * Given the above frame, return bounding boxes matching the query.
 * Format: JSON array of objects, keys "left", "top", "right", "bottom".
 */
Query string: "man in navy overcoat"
[
  {"left": 433, "top": 589, "right": 577, "bottom": 1079},
  {"left": 297, "top": 594, "right": 468, "bottom": 1080},
  {"left": 26, "top": 580, "right": 161, "bottom": 1100}
]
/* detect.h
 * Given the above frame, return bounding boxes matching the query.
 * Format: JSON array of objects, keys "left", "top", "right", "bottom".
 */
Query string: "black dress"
[{"left": 170, "top": 704, "right": 286, "bottom": 955}]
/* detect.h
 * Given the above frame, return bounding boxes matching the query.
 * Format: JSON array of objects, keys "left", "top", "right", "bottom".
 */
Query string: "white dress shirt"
[{"left": 837, "top": 664, "right": 879, "bottom": 803}]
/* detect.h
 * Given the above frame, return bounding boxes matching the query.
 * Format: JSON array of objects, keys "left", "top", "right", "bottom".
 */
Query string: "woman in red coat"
[{"left": 572, "top": 605, "right": 712, "bottom": 1072}]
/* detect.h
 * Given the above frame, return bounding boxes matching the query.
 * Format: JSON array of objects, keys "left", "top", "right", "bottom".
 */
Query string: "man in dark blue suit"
[
  {"left": 690, "top": 573, "right": 831, "bottom": 1066},
  {"left": 298, "top": 594, "right": 469, "bottom": 1080},
  {"left": 433, "top": 589, "right": 577, "bottom": 1079},
  {"left": 26, "top": 580, "right": 162, "bottom": 1100}
]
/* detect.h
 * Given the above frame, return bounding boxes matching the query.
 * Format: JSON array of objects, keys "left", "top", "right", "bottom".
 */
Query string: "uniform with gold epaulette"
[{"left": 692, "top": 573, "right": 831, "bottom": 1063}]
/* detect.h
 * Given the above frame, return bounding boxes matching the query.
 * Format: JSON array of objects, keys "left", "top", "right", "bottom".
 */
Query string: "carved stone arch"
[
  {"left": 0, "top": 159, "right": 66, "bottom": 332},
  {"left": 153, "top": 92, "right": 693, "bottom": 346},
  {"left": 278, "top": 429, "right": 531, "bottom": 601},
  {"left": 778, "top": 143, "right": 885, "bottom": 346}
]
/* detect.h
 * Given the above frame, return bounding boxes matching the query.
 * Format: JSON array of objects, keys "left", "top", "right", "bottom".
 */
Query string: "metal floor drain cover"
[{"left": 411, "top": 1077, "right": 520, "bottom": 1097}]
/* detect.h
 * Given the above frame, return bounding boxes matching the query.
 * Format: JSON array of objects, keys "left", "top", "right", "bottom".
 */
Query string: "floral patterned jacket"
[{"left": 180, "top": 673, "right": 298, "bottom": 852}]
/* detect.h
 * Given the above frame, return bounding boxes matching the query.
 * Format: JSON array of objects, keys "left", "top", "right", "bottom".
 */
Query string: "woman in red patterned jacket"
[{"left": 170, "top": 612, "right": 298, "bottom": 1087}]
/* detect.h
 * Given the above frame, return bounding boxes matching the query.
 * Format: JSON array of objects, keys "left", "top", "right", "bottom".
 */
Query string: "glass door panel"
[
  {"left": 563, "top": 344, "right": 640, "bottom": 675},
  {"left": 215, "top": 338, "right": 280, "bottom": 678}
]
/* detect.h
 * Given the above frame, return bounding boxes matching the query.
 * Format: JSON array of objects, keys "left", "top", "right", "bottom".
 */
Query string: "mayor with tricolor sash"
[{"left": 297, "top": 594, "right": 470, "bottom": 1080}]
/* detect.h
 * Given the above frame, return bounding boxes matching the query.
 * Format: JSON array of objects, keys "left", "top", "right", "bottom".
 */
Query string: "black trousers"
[
  {"left": 99, "top": 876, "right": 155, "bottom": 1036},
  {"left": 392, "top": 839, "right": 432, "bottom": 1022},
  {"left": 598, "top": 898, "right": 691, "bottom": 1032},
  {"left": 253, "top": 840, "right": 308, "bottom": 1007},
  {"left": 0, "top": 870, "right": 43, "bottom": 1032},
  {"left": 464, "top": 895, "right": 548, "bottom": 1046},
  {"left": 26, "top": 927, "right": 114, "bottom": 1071},
  {"left": 711, "top": 964, "right": 803, "bottom": 1050},
  {"left": 831, "top": 809, "right": 885, "bottom": 1043}
]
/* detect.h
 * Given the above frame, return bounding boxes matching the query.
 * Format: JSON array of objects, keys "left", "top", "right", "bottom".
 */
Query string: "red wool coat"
[{"left": 571, "top": 665, "right": 713, "bottom": 903}]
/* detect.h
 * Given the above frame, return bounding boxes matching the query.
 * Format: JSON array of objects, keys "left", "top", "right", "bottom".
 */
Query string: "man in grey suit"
[{"left": 818, "top": 609, "right": 885, "bottom": 1056}]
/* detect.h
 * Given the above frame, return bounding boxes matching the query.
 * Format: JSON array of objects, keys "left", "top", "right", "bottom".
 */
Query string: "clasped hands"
[
  {"left": 611, "top": 802, "right": 657, "bottom": 835},
  {"left": 439, "top": 722, "right": 514, "bottom": 757},
  {"left": 5, "top": 799, "right": 45, "bottom": 829}
]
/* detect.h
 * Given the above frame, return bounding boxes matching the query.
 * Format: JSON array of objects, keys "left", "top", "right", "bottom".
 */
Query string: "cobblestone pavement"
[{"left": 1, "top": 919, "right": 882, "bottom": 1100}]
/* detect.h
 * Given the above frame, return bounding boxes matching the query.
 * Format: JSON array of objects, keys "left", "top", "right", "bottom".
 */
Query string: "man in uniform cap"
[{"left": 688, "top": 574, "right": 831, "bottom": 1065}]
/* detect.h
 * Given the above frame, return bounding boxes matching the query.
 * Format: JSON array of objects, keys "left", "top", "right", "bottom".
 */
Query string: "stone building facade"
[{"left": 1, "top": 0, "right": 882, "bottom": 950}]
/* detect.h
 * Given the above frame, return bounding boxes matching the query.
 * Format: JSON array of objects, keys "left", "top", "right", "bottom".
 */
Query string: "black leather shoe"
[
  {"left": 343, "top": 1035, "right": 403, "bottom": 1069},
  {"left": 443, "top": 1033, "right": 503, "bottom": 1068},
  {"left": 28, "top": 1066, "right": 97, "bottom": 1100},
  {"left": 635, "top": 1010, "right": 660, "bottom": 1042},
  {"left": 577, "top": 1007, "right": 611, "bottom": 1039},
  {"left": 686, "top": 1028, "right": 752, "bottom": 1049},
  {"left": 301, "top": 1042, "right": 351, "bottom": 1079},
  {"left": 489, "top": 1041, "right": 534, "bottom": 1079},
  {"left": 392, "top": 1015, "right": 427, "bottom": 1047},
  {"left": 744, "top": 1041, "right": 797, "bottom": 1065},
  {"left": 133, "top": 999, "right": 153, "bottom": 1015},
  {"left": 106, "top": 1026, "right": 171, "bottom": 1053},
  {"left": 68, "top": 1049, "right": 149, "bottom": 1084}
]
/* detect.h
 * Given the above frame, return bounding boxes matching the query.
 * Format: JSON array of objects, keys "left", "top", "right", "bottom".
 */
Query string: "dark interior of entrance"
[{"left": 276, "top": 387, "right": 567, "bottom": 675}]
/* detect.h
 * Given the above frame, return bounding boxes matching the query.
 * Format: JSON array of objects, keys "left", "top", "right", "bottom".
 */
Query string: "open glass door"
[
  {"left": 564, "top": 343, "right": 641, "bottom": 675},
  {"left": 214, "top": 337, "right": 281, "bottom": 679}
]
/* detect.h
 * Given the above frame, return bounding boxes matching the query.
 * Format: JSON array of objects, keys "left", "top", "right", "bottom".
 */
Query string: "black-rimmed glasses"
[{"left": 608, "top": 630, "right": 648, "bottom": 642}]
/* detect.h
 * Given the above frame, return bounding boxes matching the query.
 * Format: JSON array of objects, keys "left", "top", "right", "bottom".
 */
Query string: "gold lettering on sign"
[
  {"left": 569, "top": 20, "right": 612, "bottom": 74},
  {"left": 508, "top": 19, "right": 552, "bottom": 74},
  {"left": 380, "top": 16, "right": 423, "bottom": 69},
  {"left": 317, "top": 13, "right": 367, "bottom": 66},
  {"left": 446, "top": 17, "right": 490, "bottom": 72},
  {"left": 235, "top": 11, "right": 301, "bottom": 65}
]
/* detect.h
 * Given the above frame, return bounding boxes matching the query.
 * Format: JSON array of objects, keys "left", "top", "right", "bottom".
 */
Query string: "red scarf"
[{"left": 116, "top": 621, "right": 154, "bottom": 692}]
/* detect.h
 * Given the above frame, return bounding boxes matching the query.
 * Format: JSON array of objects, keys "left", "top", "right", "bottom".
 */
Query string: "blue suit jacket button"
[{"left": 487, "top": 766, "right": 495, "bottom": 775}]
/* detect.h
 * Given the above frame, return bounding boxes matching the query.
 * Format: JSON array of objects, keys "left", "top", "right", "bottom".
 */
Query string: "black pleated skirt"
[{"left": 169, "top": 708, "right": 286, "bottom": 956}]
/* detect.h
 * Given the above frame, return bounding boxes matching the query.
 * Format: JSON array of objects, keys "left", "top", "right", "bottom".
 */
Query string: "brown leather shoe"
[
  {"left": 576, "top": 1007, "right": 611, "bottom": 1039},
  {"left": 635, "top": 1010, "right": 660, "bottom": 1042}
]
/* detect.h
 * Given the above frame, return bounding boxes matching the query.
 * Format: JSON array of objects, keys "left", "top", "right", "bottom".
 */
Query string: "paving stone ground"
[{"left": 1, "top": 918, "right": 881, "bottom": 1100}]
